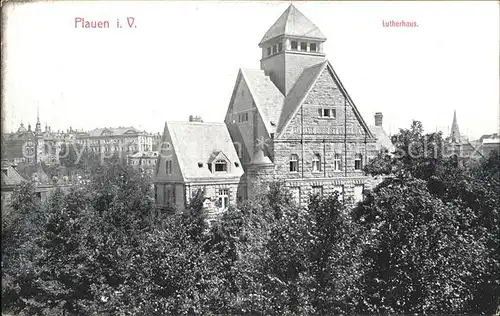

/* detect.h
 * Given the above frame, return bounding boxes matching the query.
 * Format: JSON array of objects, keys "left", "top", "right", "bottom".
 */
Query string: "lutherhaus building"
[{"left": 154, "top": 4, "right": 392, "bottom": 210}]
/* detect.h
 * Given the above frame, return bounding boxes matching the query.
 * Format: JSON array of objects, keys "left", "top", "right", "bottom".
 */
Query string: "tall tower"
[
  {"left": 259, "top": 4, "right": 326, "bottom": 96},
  {"left": 450, "top": 110, "right": 461, "bottom": 143}
]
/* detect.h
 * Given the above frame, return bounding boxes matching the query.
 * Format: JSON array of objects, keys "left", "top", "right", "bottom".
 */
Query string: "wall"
[{"left": 254, "top": 63, "right": 378, "bottom": 204}]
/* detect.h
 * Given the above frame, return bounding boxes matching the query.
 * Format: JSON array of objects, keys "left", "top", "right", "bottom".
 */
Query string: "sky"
[{"left": 2, "top": 1, "right": 499, "bottom": 140}]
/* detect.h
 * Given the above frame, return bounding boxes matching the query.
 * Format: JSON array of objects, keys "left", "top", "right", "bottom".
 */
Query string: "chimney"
[
  {"left": 189, "top": 115, "right": 203, "bottom": 123},
  {"left": 374, "top": 112, "right": 383, "bottom": 127}
]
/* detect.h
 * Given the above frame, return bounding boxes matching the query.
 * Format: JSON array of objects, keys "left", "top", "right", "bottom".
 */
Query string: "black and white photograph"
[{"left": 1, "top": 1, "right": 499, "bottom": 315}]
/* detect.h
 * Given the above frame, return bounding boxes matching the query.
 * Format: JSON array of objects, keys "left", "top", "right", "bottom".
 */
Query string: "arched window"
[
  {"left": 289, "top": 154, "right": 298, "bottom": 172},
  {"left": 312, "top": 154, "right": 321, "bottom": 172},
  {"left": 355, "top": 154, "right": 363, "bottom": 170}
]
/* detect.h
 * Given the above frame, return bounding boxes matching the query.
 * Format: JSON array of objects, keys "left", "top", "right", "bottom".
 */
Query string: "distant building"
[
  {"left": 475, "top": 133, "right": 500, "bottom": 157},
  {"left": 368, "top": 112, "right": 395, "bottom": 153},
  {"left": 128, "top": 151, "right": 159, "bottom": 169},
  {"left": 1, "top": 160, "right": 27, "bottom": 219},
  {"left": 444, "top": 111, "right": 493, "bottom": 160},
  {"left": 75, "top": 126, "right": 157, "bottom": 155},
  {"left": 3, "top": 112, "right": 77, "bottom": 165}
]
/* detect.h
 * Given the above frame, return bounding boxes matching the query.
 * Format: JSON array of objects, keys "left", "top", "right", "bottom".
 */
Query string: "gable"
[
  {"left": 277, "top": 61, "right": 374, "bottom": 139},
  {"left": 208, "top": 151, "right": 230, "bottom": 164},
  {"left": 155, "top": 123, "right": 184, "bottom": 182},
  {"left": 225, "top": 72, "right": 258, "bottom": 165}
]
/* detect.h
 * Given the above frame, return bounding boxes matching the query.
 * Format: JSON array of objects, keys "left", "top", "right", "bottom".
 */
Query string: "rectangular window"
[
  {"left": 334, "top": 154, "right": 342, "bottom": 171},
  {"left": 291, "top": 41, "right": 298, "bottom": 50},
  {"left": 267, "top": 47, "right": 271, "bottom": 56},
  {"left": 319, "top": 108, "right": 336, "bottom": 118},
  {"left": 165, "top": 160, "right": 172, "bottom": 175},
  {"left": 312, "top": 154, "right": 321, "bottom": 172},
  {"left": 312, "top": 185, "right": 323, "bottom": 196},
  {"left": 217, "top": 188, "right": 230, "bottom": 209},
  {"left": 278, "top": 42, "right": 283, "bottom": 52},
  {"left": 289, "top": 154, "right": 298, "bottom": 172},
  {"left": 310, "top": 43, "right": 317, "bottom": 52},
  {"left": 355, "top": 154, "right": 363, "bottom": 170},
  {"left": 215, "top": 160, "right": 228, "bottom": 172},
  {"left": 300, "top": 42, "right": 307, "bottom": 51},
  {"left": 272, "top": 44, "right": 277, "bottom": 54}
]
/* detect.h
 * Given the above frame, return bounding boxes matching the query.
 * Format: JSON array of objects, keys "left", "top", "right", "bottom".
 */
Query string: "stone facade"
[{"left": 224, "top": 4, "right": 384, "bottom": 207}]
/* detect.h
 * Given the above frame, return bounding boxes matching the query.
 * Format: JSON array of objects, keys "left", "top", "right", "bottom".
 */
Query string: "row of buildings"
[{"left": 2, "top": 113, "right": 162, "bottom": 168}]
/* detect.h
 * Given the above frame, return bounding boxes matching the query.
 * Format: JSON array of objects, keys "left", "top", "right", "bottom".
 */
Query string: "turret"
[{"left": 259, "top": 4, "right": 327, "bottom": 96}]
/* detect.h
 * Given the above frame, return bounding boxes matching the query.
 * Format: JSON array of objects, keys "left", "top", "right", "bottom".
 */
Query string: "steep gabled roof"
[
  {"left": 166, "top": 121, "right": 243, "bottom": 181},
  {"left": 1, "top": 164, "right": 26, "bottom": 186},
  {"left": 260, "top": 4, "right": 326, "bottom": 45},
  {"left": 276, "top": 60, "right": 375, "bottom": 139},
  {"left": 368, "top": 125, "right": 395, "bottom": 152},
  {"left": 276, "top": 61, "right": 327, "bottom": 135},
  {"left": 240, "top": 69, "right": 285, "bottom": 133}
]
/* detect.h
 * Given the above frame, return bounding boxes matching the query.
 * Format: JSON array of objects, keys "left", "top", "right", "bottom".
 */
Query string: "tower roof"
[
  {"left": 450, "top": 110, "right": 461, "bottom": 142},
  {"left": 259, "top": 4, "right": 326, "bottom": 46}
]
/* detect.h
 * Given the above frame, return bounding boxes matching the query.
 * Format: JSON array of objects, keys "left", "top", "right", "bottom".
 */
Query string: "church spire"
[
  {"left": 450, "top": 110, "right": 461, "bottom": 143},
  {"left": 35, "top": 106, "right": 42, "bottom": 132}
]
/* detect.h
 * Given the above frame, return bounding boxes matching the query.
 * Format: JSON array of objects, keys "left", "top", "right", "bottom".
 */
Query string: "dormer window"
[
  {"left": 267, "top": 47, "right": 271, "bottom": 56},
  {"left": 272, "top": 44, "right": 277, "bottom": 54},
  {"left": 300, "top": 42, "right": 307, "bottom": 51},
  {"left": 291, "top": 41, "right": 298, "bottom": 50},
  {"left": 215, "top": 160, "right": 228, "bottom": 172},
  {"left": 310, "top": 43, "right": 317, "bottom": 52},
  {"left": 278, "top": 42, "right": 283, "bottom": 52}
]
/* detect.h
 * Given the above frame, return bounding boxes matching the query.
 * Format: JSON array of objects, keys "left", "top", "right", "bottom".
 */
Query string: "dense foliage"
[{"left": 2, "top": 121, "right": 499, "bottom": 315}]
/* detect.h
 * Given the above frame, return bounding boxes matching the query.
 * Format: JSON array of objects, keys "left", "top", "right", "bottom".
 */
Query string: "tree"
[
  {"left": 353, "top": 175, "right": 492, "bottom": 314},
  {"left": 362, "top": 121, "right": 499, "bottom": 314},
  {"left": 2, "top": 182, "right": 43, "bottom": 312}
]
